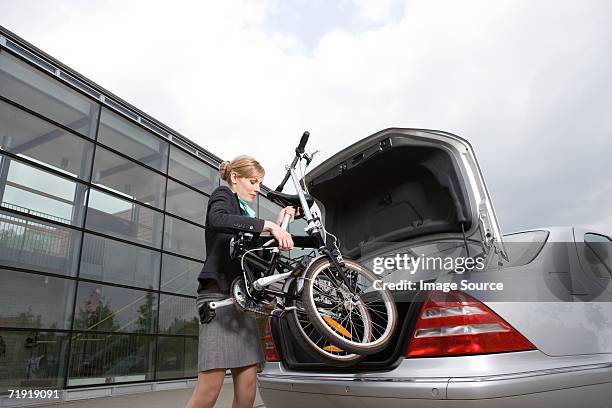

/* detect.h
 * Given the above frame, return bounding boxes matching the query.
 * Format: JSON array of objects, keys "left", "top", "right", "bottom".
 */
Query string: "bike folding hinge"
[
  {"left": 291, "top": 257, "right": 310, "bottom": 277},
  {"left": 253, "top": 270, "right": 293, "bottom": 291},
  {"left": 305, "top": 218, "right": 321, "bottom": 235},
  {"left": 325, "top": 246, "right": 346, "bottom": 270},
  {"left": 270, "top": 305, "right": 298, "bottom": 319}
]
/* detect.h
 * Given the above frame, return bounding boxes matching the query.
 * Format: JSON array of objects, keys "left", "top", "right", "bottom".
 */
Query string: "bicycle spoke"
[
  {"left": 360, "top": 305, "right": 389, "bottom": 318},
  {"left": 312, "top": 282, "right": 340, "bottom": 302},
  {"left": 321, "top": 267, "right": 346, "bottom": 291},
  {"left": 359, "top": 298, "right": 387, "bottom": 307},
  {"left": 365, "top": 318, "right": 388, "bottom": 332},
  {"left": 347, "top": 309, "right": 359, "bottom": 342},
  {"left": 319, "top": 301, "right": 346, "bottom": 315}
]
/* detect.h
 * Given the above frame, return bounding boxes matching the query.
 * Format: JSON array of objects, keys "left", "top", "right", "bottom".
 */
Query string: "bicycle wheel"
[
  {"left": 302, "top": 258, "right": 397, "bottom": 355},
  {"left": 285, "top": 279, "right": 365, "bottom": 365}
]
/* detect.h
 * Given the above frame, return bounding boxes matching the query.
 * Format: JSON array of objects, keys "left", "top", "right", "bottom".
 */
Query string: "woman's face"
[{"left": 231, "top": 173, "right": 263, "bottom": 203}]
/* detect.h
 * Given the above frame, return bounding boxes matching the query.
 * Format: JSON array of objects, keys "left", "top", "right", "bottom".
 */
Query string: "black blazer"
[{"left": 197, "top": 186, "right": 265, "bottom": 293}]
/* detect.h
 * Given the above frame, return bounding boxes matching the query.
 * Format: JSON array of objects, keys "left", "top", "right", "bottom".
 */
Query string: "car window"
[
  {"left": 502, "top": 230, "right": 549, "bottom": 267},
  {"left": 584, "top": 233, "right": 612, "bottom": 278}
]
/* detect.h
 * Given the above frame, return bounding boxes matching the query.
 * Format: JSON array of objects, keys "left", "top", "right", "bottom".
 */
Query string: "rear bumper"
[{"left": 258, "top": 352, "right": 612, "bottom": 408}]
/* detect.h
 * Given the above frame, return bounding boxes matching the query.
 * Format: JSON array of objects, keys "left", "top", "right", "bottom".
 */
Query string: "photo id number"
[{"left": 8, "top": 389, "right": 60, "bottom": 399}]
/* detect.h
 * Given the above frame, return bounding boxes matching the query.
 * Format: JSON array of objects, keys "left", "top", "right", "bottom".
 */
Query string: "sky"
[{"left": 2, "top": 0, "right": 611, "bottom": 234}]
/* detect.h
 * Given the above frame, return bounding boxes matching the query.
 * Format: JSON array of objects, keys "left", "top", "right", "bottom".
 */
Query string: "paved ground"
[{"left": 34, "top": 383, "right": 264, "bottom": 408}]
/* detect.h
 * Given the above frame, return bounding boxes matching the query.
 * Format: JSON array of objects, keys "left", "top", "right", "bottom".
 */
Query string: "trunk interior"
[
  {"left": 307, "top": 139, "right": 473, "bottom": 259},
  {"left": 272, "top": 289, "right": 425, "bottom": 371}
]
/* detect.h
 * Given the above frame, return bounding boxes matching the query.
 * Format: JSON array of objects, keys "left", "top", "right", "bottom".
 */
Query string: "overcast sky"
[{"left": 2, "top": 0, "right": 611, "bottom": 234}]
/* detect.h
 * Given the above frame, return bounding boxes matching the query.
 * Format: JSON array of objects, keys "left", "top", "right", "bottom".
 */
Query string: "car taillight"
[
  {"left": 405, "top": 291, "right": 535, "bottom": 357},
  {"left": 264, "top": 319, "right": 280, "bottom": 362}
]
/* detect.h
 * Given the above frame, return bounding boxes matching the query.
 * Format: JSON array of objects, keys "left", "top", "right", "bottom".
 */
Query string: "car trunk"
[{"left": 274, "top": 128, "right": 505, "bottom": 370}]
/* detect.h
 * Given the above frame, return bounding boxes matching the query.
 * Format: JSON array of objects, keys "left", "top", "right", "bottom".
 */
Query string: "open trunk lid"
[{"left": 305, "top": 128, "right": 506, "bottom": 259}]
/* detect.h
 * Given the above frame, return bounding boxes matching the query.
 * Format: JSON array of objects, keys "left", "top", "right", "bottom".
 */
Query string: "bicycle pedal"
[{"left": 198, "top": 301, "right": 216, "bottom": 324}]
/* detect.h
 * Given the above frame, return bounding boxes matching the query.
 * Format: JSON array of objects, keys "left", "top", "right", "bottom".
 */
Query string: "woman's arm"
[
  {"left": 207, "top": 187, "right": 293, "bottom": 250},
  {"left": 275, "top": 206, "right": 297, "bottom": 225},
  {"left": 263, "top": 220, "right": 293, "bottom": 250},
  {"left": 207, "top": 188, "right": 265, "bottom": 233}
]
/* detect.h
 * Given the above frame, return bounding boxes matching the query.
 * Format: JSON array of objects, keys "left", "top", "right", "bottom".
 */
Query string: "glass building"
[{"left": 0, "top": 26, "right": 292, "bottom": 396}]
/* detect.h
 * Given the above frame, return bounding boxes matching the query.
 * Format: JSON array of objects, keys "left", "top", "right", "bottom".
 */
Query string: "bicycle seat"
[{"left": 267, "top": 190, "right": 315, "bottom": 210}]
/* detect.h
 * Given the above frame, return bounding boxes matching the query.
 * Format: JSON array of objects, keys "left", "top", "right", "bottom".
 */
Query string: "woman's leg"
[
  {"left": 230, "top": 364, "right": 258, "bottom": 408},
  {"left": 185, "top": 368, "right": 226, "bottom": 408}
]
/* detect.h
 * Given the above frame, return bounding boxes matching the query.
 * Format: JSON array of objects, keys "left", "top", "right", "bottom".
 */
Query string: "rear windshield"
[
  {"left": 583, "top": 233, "right": 612, "bottom": 278},
  {"left": 502, "top": 230, "right": 549, "bottom": 267}
]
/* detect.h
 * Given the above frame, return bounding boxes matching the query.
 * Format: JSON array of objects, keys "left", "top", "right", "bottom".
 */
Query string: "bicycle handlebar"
[
  {"left": 275, "top": 131, "right": 309, "bottom": 192},
  {"left": 296, "top": 131, "right": 309, "bottom": 154}
]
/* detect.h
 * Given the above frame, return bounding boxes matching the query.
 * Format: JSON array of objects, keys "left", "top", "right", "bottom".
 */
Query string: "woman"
[{"left": 186, "top": 155, "right": 294, "bottom": 408}]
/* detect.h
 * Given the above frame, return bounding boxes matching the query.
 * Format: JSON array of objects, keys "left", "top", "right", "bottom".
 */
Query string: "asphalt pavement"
[{"left": 33, "top": 383, "right": 264, "bottom": 408}]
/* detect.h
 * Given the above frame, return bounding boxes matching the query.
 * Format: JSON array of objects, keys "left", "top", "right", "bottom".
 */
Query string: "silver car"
[{"left": 257, "top": 128, "right": 612, "bottom": 407}]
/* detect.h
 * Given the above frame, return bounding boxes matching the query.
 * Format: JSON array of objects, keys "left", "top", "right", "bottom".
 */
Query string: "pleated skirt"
[{"left": 196, "top": 283, "right": 265, "bottom": 372}]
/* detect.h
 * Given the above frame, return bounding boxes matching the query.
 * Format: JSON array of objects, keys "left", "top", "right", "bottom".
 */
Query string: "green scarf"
[{"left": 238, "top": 198, "right": 256, "bottom": 218}]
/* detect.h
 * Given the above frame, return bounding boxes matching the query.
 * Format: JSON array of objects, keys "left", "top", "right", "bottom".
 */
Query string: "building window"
[
  {"left": 155, "top": 336, "right": 197, "bottom": 380},
  {"left": 163, "top": 215, "right": 206, "bottom": 261},
  {"left": 0, "top": 269, "right": 75, "bottom": 329},
  {"left": 97, "top": 108, "right": 169, "bottom": 173},
  {"left": 168, "top": 146, "right": 217, "bottom": 194},
  {"left": 79, "top": 233, "right": 161, "bottom": 289},
  {"left": 158, "top": 294, "right": 198, "bottom": 336},
  {"left": 160, "top": 253, "right": 203, "bottom": 296},
  {"left": 0, "top": 154, "right": 88, "bottom": 226},
  {"left": 258, "top": 194, "right": 281, "bottom": 222},
  {"left": 85, "top": 187, "right": 164, "bottom": 248},
  {"left": 0, "top": 100, "right": 94, "bottom": 180},
  {"left": 165, "top": 179, "right": 208, "bottom": 226},
  {"left": 73, "top": 282, "right": 157, "bottom": 333},
  {"left": 91, "top": 145, "right": 166, "bottom": 210},
  {"left": 0, "top": 51, "right": 99, "bottom": 138},
  {"left": 67, "top": 333, "right": 155, "bottom": 386},
  {"left": 0, "top": 209, "right": 81, "bottom": 276}
]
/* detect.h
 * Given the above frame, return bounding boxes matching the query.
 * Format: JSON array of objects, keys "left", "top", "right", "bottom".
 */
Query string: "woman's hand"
[
  {"left": 263, "top": 220, "right": 294, "bottom": 251},
  {"left": 276, "top": 206, "right": 298, "bottom": 225}
]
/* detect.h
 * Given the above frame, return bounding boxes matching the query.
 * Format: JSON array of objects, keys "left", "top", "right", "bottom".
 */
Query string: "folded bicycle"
[{"left": 200, "top": 132, "right": 397, "bottom": 364}]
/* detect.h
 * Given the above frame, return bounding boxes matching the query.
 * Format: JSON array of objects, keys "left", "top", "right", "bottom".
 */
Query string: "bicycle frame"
[
  {"left": 244, "top": 154, "right": 351, "bottom": 299},
  {"left": 209, "top": 133, "right": 352, "bottom": 312}
]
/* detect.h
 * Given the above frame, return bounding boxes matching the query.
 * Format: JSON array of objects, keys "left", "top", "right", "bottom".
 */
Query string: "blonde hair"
[{"left": 219, "top": 155, "right": 265, "bottom": 182}]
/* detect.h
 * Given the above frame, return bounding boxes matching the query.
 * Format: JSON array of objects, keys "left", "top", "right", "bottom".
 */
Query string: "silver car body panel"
[
  {"left": 259, "top": 386, "right": 611, "bottom": 408},
  {"left": 259, "top": 351, "right": 612, "bottom": 406},
  {"left": 458, "top": 227, "right": 612, "bottom": 356}
]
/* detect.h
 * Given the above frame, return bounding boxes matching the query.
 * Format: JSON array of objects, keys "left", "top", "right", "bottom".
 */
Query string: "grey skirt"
[{"left": 196, "top": 281, "right": 265, "bottom": 372}]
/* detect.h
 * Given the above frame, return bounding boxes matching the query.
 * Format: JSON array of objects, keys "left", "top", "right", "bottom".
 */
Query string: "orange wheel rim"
[
  {"left": 322, "top": 315, "right": 352, "bottom": 339},
  {"left": 323, "top": 344, "right": 344, "bottom": 353}
]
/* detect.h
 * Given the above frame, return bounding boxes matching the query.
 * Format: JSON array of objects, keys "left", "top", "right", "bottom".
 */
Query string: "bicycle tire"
[
  {"left": 302, "top": 258, "right": 397, "bottom": 355},
  {"left": 285, "top": 279, "right": 365, "bottom": 365}
]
